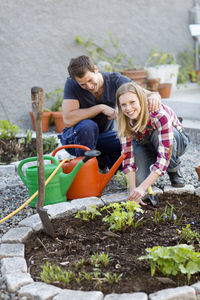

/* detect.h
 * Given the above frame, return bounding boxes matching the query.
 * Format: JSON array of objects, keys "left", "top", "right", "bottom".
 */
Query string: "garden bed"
[
  {"left": 25, "top": 192, "right": 200, "bottom": 295},
  {"left": 0, "top": 136, "right": 58, "bottom": 164}
]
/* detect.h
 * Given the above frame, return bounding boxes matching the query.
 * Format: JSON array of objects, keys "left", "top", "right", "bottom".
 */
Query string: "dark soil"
[
  {"left": 0, "top": 137, "right": 58, "bottom": 164},
  {"left": 25, "top": 192, "right": 200, "bottom": 295}
]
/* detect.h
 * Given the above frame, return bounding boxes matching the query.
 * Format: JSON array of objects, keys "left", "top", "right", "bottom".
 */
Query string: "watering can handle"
[
  {"left": 17, "top": 155, "right": 59, "bottom": 185},
  {"left": 52, "top": 144, "right": 90, "bottom": 157}
]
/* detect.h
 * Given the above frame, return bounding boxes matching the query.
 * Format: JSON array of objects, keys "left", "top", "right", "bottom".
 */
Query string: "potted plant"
[
  {"left": 46, "top": 88, "right": 65, "bottom": 133},
  {"left": 29, "top": 109, "right": 51, "bottom": 133},
  {"left": 75, "top": 32, "right": 147, "bottom": 87},
  {"left": 177, "top": 46, "right": 200, "bottom": 85},
  {"left": 145, "top": 49, "right": 179, "bottom": 91}
]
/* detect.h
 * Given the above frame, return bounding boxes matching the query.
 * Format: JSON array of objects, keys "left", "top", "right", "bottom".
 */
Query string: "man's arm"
[{"left": 62, "top": 99, "right": 117, "bottom": 128}]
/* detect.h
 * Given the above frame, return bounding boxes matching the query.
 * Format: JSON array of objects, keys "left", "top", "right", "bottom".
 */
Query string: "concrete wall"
[{"left": 0, "top": 0, "right": 195, "bottom": 129}]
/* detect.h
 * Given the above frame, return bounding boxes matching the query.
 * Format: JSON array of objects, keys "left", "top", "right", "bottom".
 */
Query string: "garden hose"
[{"left": 0, "top": 157, "right": 70, "bottom": 224}]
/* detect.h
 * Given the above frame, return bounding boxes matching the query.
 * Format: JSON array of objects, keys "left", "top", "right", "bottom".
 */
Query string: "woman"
[{"left": 116, "top": 82, "right": 190, "bottom": 206}]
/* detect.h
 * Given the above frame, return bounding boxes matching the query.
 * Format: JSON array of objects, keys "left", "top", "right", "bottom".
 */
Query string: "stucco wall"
[{"left": 0, "top": 0, "right": 195, "bottom": 129}]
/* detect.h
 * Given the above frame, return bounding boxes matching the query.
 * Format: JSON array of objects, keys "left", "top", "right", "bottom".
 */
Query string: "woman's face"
[{"left": 119, "top": 91, "right": 141, "bottom": 120}]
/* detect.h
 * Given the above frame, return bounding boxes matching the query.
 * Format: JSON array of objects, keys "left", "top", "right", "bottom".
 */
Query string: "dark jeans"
[
  {"left": 133, "top": 127, "right": 190, "bottom": 186},
  {"left": 58, "top": 119, "right": 122, "bottom": 169}
]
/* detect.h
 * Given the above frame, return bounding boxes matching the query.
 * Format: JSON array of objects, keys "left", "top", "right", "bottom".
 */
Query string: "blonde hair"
[{"left": 116, "top": 82, "right": 149, "bottom": 137}]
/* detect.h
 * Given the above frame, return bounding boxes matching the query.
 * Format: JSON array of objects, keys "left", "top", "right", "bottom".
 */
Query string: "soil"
[
  {"left": 25, "top": 192, "right": 200, "bottom": 295},
  {"left": 0, "top": 137, "right": 58, "bottom": 164}
]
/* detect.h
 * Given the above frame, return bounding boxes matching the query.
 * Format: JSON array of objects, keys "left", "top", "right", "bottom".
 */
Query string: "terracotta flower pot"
[
  {"left": 29, "top": 111, "right": 51, "bottom": 132},
  {"left": 51, "top": 111, "right": 65, "bottom": 133},
  {"left": 189, "top": 70, "right": 200, "bottom": 82},
  {"left": 195, "top": 165, "right": 200, "bottom": 181},
  {"left": 147, "top": 78, "right": 160, "bottom": 91},
  {"left": 120, "top": 69, "right": 147, "bottom": 87},
  {"left": 158, "top": 83, "right": 172, "bottom": 99}
]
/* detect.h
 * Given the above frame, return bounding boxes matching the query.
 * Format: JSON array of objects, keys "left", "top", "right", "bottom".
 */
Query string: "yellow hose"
[{"left": 0, "top": 158, "right": 70, "bottom": 224}]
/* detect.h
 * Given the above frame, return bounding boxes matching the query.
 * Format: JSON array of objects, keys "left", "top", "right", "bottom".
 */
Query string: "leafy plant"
[
  {"left": 43, "top": 136, "right": 58, "bottom": 153},
  {"left": 75, "top": 31, "right": 134, "bottom": 72},
  {"left": 90, "top": 252, "right": 110, "bottom": 268},
  {"left": 146, "top": 49, "right": 176, "bottom": 66},
  {"left": 46, "top": 88, "right": 64, "bottom": 112},
  {"left": 177, "top": 224, "right": 200, "bottom": 246},
  {"left": 40, "top": 261, "right": 75, "bottom": 285},
  {"left": 75, "top": 205, "right": 101, "bottom": 222},
  {"left": 0, "top": 120, "right": 20, "bottom": 139},
  {"left": 139, "top": 244, "right": 200, "bottom": 282},
  {"left": 101, "top": 201, "right": 144, "bottom": 231},
  {"left": 103, "top": 272, "right": 123, "bottom": 284},
  {"left": 153, "top": 202, "right": 182, "bottom": 225},
  {"left": 114, "top": 171, "right": 127, "bottom": 188}
]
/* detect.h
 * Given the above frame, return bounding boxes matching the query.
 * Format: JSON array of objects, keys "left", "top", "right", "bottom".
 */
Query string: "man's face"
[{"left": 75, "top": 67, "right": 101, "bottom": 94}]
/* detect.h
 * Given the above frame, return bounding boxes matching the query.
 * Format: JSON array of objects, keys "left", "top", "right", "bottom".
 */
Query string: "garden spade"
[
  {"left": 31, "top": 87, "right": 55, "bottom": 238},
  {"left": 147, "top": 186, "right": 158, "bottom": 207}
]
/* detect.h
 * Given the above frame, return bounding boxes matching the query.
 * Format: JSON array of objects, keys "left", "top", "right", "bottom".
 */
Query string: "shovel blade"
[{"left": 37, "top": 207, "right": 55, "bottom": 238}]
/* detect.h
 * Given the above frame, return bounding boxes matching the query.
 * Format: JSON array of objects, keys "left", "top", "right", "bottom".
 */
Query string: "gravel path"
[{"left": 0, "top": 142, "right": 200, "bottom": 299}]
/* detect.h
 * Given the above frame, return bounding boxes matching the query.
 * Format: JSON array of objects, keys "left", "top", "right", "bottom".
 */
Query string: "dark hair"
[{"left": 67, "top": 55, "right": 95, "bottom": 79}]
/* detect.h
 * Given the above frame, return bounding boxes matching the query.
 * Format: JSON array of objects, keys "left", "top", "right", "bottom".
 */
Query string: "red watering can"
[{"left": 52, "top": 145, "right": 126, "bottom": 199}]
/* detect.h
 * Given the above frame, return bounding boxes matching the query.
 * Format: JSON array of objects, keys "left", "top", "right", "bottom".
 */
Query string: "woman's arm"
[{"left": 127, "top": 171, "right": 159, "bottom": 205}]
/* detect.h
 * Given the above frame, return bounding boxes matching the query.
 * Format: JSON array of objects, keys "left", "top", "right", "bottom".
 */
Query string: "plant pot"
[
  {"left": 51, "top": 111, "right": 65, "bottom": 133},
  {"left": 120, "top": 69, "right": 147, "bottom": 87},
  {"left": 158, "top": 83, "right": 172, "bottom": 99},
  {"left": 146, "top": 65, "right": 179, "bottom": 89},
  {"left": 147, "top": 78, "right": 160, "bottom": 91},
  {"left": 195, "top": 165, "right": 200, "bottom": 181},
  {"left": 189, "top": 70, "right": 200, "bottom": 82},
  {"left": 29, "top": 111, "right": 51, "bottom": 133}
]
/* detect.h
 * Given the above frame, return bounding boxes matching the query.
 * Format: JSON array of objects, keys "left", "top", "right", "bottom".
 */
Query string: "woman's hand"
[{"left": 128, "top": 186, "right": 147, "bottom": 206}]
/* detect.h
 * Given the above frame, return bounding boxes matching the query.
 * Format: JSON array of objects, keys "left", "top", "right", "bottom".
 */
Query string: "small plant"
[
  {"left": 114, "top": 171, "right": 127, "bottom": 188},
  {"left": 25, "top": 129, "right": 33, "bottom": 144},
  {"left": 139, "top": 244, "right": 200, "bottom": 282},
  {"left": 75, "top": 205, "right": 101, "bottom": 222},
  {"left": 75, "top": 31, "right": 134, "bottom": 72},
  {"left": 101, "top": 201, "right": 144, "bottom": 231},
  {"left": 0, "top": 120, "right": 20, "bottom": 139},
  {"left": 90, "top": 252, "right": 110, "bottom": 268},
  {"left": 46, "top": 88, "right": 64, "bottom": 112},
  {"left": 103, "top": 272, "right": 123, "bottom": 284},
  {"left": 146, "top": 48, "right": 176, "bottom": 66},
  {"left": 40, "top": 261, "right": 75, "bottom": 285},
  {"left": 177, "top": 224, "right": 200, "bottom": 246},
  {"left": 43, "top": 136, "right": 58, "bottom": 153}
]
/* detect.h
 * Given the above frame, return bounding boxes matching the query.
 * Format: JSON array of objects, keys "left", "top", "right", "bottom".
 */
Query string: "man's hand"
[
  {"left": 100, "top": 104, "right": 117, "bottom": 120},
  {"left": 147, "top": 92, "right": 161, "bottom": 112},
  {"left": 128, "top": 186, "right": 147, "bottom": 206}
]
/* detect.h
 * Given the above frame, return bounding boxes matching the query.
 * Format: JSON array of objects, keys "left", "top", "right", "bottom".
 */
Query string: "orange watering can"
[{"left": 52, "top": 145, "right": 126, "bottom": 199}]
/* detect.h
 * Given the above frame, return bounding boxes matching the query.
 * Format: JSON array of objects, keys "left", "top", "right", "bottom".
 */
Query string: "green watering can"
[{"left": 18, "top": 152, "right": 97, "bottom": 208}]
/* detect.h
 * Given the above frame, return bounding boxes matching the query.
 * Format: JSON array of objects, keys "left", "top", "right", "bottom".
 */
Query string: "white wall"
[{"left": 0, "top": 0, "right": 195, "bottom": 129}]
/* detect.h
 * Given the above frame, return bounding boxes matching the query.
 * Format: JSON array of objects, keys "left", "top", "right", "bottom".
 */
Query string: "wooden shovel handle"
[{"left": 31, "top": 87, "right": 45, "bottom": 209}]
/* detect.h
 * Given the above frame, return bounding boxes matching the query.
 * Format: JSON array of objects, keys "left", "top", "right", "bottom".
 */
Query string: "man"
[{"left": 59, "top": 55, "right": 161, "bottom": 170}]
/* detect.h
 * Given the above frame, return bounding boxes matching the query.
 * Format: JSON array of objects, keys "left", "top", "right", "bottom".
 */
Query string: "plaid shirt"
[{"left": 121, "top": 104, "right": 183, "bottom": 176}]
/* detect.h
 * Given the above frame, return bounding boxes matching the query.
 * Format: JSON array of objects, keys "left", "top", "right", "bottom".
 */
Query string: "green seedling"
[
  {"left": 25, "top": 129, "right": 33, "bottom": 144},
  {"left": 139, "top": 244, "right": 200, "bottom": 282},
  {"left": 43, "top": 136, "right": 58, "bottom": 153},
  {"left": 40, "top": 261, "right": 75, "bottom": 285},
  {"left": 101, "top": 201, "right": 144, "bottom": 231},
  {"left": 75, "top": 205, "right": 101, "bottom": 222},
  {"left": 177, "top": 224, "right": 200, "bottom": 246},
  {"left": 103, "top": 272, "right": 123, "bottom": 284},
  {"left": 0, "top": 120, "right": 20, "bottom": 139},
  {"left": 82, "top": 271, "right": 93, "bottom": 281}
]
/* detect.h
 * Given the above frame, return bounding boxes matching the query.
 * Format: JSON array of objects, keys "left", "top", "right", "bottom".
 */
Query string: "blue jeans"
[
  {"left": 133, "top": 128, "right": 190, "bottom": 186},
  {"left": 58, "top": 119, "right": 122, "bottom": 169}
]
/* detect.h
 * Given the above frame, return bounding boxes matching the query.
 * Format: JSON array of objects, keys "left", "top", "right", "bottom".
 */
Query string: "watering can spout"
[{"left": 99, "top": 153, "right": 126, "bottom": 192}]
